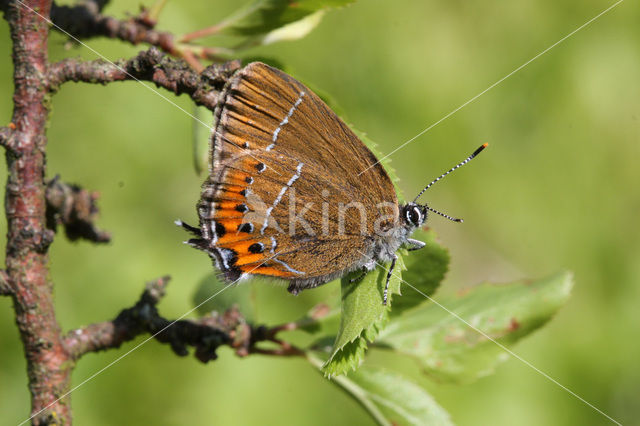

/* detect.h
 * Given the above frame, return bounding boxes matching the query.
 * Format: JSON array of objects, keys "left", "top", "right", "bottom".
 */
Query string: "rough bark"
[
  {"left": 50, "top": 0, "right": 175, "bottom": 52},
  {"left": 45, "top": 177, "right": 111, "bottom": 243},
  {"left": 4, "top": 1, "right": 73, "bottom": 424},
  {"left": 47, "top": 48, "right": 240, "bottom": 110},
  {"left": 60, "top": 277, "right": 284, "bottom": 363}
]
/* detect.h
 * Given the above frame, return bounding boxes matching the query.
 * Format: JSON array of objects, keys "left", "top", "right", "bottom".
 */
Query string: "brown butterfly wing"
[{"left": 195, "top": 62, "right": 398, "bottom": 285}]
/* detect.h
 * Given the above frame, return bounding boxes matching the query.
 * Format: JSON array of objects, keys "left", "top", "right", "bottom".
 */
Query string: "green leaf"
[
  {"left": 217, "top": 0, "right": 355, "bottom": 40},
  {"left": 260, "top": 10, "right": 326, "bottom": 45},
  {"left": 376, "top": 271, "right": 574, "bottom": 384},
  {"left": 322, "top": 256, "right": 405, "bottom": 376},
  {"left": 391, "top": 229, "right": 450, "bottom": 316},
  {"left": 310, "top": 355, "right": 452, "bottom": 426},
  {"left": 313, "top": 229, "right": 447, "bottom": 374},
  {"left": 322, "top": 336, "right": 369, "bottom": 376}
]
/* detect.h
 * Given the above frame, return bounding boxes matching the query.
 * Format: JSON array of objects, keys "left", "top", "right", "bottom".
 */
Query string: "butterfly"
[{"left": 179, "top": 62, "right": 486, "bottom": 304}]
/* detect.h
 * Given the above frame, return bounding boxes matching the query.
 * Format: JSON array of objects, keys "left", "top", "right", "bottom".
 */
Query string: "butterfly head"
[{"left": 401, "top": 202, "right": 428, "bottom": 229}]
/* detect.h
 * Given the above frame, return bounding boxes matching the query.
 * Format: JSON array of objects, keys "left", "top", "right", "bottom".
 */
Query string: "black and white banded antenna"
[
  {"left": 426, "top": 206, "right": 464, "bottom": 223},
  {"left": 413, "top": 143, "right": 488, "bottom": 203},
  {"left": 414, "top": 143, "right": 488, "bottom": 223}
]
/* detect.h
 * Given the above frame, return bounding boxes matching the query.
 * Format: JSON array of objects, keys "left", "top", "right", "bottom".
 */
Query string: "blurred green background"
[{"left": 1, "top": 0, "right": 638, "bottom": 424}]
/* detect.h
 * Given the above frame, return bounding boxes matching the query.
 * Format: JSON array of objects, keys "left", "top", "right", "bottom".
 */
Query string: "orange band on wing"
[
  {"left": 223, "top": 170, "right": 251, "bottom": 186},
  {"left": 215, "top": 192, "right": 245, "bottom": 202},
  {"left": 219, "top": 184, "right": 245, "bottom": 193},
  {"left": 214, "top": 210, "right": 245, "bottom": 219},
  {"left": 216, "top": 218, "right": 243, "bottom": 229},
  {"left": 223, "top": 240, "right": 259, "bottom": 254},
  {"left": 223, "top": 177, "right": 250, "bottom": 187},
  {"left": 216, "top": 219, "right": 255, "bottom": 245},
  {"left": 234, "top": 253, "right": 267, "bottom": 266},
  {"left": 216, "top": 201, "right": 237, "bottom": 210}
]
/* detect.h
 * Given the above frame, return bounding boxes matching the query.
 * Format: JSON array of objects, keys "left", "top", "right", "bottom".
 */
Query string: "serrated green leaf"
[
  {"left": 391, "top": 229, "right": 449, "bottom": 316},
  {"left": 322, "top": 337, "right": 369, "bottom": 376},
  {"left": 322, "top": 256, "right": 405, "bottom": 375},
  {"left": 310, "top": 354, "right": 452, "bottom": 426},
  {"left": 218, "top": 0, "right": 355, "bottom": 39},
  {"left": 376, "top": 271, "right": 574, "bottom": 384}
]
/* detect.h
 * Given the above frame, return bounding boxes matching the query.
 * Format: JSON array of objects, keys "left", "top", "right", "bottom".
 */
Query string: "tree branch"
[
  {"left": 62, "top": 277, "right": 305, "bottom": 362},
  {"left": 3, "top": 1, "right": 74, "bottom": 424},
  {"left": 50, "top": 1, "right": 175, "bottom": 53},
  {"left": 47, "top": 47, "right": 241, "bottom": 110},
  {"left": 45, "top": 176, "right": 110, "bottom": 243}
]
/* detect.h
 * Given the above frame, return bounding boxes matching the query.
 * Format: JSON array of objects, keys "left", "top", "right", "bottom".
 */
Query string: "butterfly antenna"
[
  {"left": 427, "top": 206, "right": 463, "bottom": 223},
  {"left": 413, "top": 143, "right": 488, "bottom": 203}
]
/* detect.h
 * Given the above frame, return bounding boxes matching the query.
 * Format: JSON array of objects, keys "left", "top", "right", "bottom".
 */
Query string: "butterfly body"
[{"left": 180, "top": 62, "right": 485, "bottom": 303}]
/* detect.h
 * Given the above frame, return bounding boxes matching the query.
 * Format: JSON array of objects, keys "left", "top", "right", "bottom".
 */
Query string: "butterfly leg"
[
  {"left": 406, "top": 238, "right": 426, "bottom": 251},
  {"left": 349, "top": 260, "right": 376, "bottom": 283},
  {"left": 383, "top": 254, "right": 398, "bottom": 306},
  {"left": 349, "top": 269, "right": 367, "bottom": 284}
]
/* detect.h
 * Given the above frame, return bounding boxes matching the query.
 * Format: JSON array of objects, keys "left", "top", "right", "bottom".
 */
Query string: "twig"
[
  {"left": 45, "top": 176, "right": 110, "bottom": 243},
  {"left": 50, "top": 1, "right": 176, "bottom": 53},
  {"left": 245, "top": 304, "right": 333, "bottom": 357},
  {"left": 62, "top": 276, "right": 304, "bottom": 362},
  {"left": 265, "top": 303, "right": 334, "bottom": 338},
  {"left": 47, "top": 47, "right": 241, "bottom": 110},
  {"left": 49, "top": 1, "right": 212, "bottom": 69},
  {"left": 179, "top": 24, "right": 223, "bottom": 43},
  {"left": 137, "top": 0, "right": 168, "bottom": 29}
]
